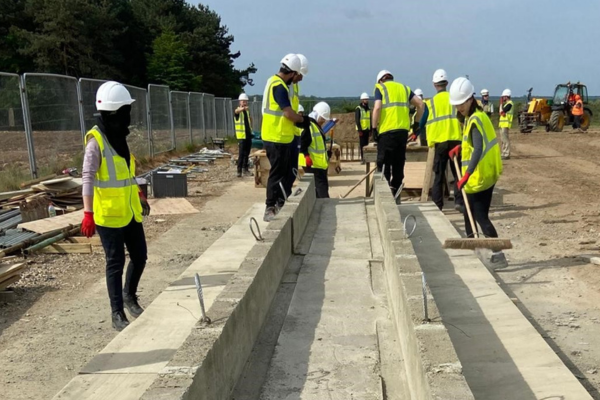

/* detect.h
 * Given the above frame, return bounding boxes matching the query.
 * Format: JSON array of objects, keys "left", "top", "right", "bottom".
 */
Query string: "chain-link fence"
[{"left": 0, "top": 70, "right": 235, "bottom": 188}]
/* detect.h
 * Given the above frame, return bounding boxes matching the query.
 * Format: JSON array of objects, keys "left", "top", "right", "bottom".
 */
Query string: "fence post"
[
  {"left": 19, "top": 75, "right": 37, "bottom": 178},
  {"left": 76, "top": 79, "right": 87, "bottom": 143},
  {"left": 200, "top": 93, "right": 206, "bottom": 143},
  {"left": 187, "top": 92, "right": 192, "bottom": 145},
  {"left": 146, "top": 89, "right": 153, "bottom": 158},
  {"left": 222, "top": 100, "right": 227, "bottom": 138},
  {"left": 169, "top": 90, "right": 175, "bottom": 150},
  {"left": 212, "top": 98, "right": 217, "bottom": 139}
]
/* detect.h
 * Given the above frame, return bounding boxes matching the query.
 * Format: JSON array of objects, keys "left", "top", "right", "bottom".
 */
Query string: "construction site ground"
[{"left": 3, "top": 129, "right": 600, "bottom": 398}]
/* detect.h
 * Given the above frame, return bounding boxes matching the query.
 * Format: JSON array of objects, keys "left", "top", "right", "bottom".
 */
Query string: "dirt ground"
[
  {"left": 3, "top": 128, "right": 600, "bottom": 398},
  {"left": 447, "top": 127, "right": 600, "bottom": 398}
]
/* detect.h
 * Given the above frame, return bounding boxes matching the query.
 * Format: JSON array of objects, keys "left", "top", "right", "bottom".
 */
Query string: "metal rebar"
[
  {"left": 194, "top": 273, "right": 211, "bottom": 324},
  {"left": 422, "top": 273, "right": 430, "bottom": 322}
]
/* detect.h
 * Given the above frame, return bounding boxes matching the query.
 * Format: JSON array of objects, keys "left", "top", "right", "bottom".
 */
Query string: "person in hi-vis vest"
[
  {"left": 81, "top": 81, "right": 151, "bottom": 331},
  {"left": 448, "top": 77, "right": 507, "bottom": 267},
  {"left": 355, "top": 92, "right": 371, "bottom": 163},
  {"left": 234, "top": 93, "right": 253, "bottom": 177},
  {"left": 498, "top": 88, "right": 514, "bottom": 160},
  {"left": 300, "top": 102, "right": 331, "bottom": 199}
]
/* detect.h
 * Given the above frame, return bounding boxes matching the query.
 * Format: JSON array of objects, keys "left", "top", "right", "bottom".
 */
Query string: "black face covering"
[{"left": 97, "top": 105, "right": 132, "bottom": 166}]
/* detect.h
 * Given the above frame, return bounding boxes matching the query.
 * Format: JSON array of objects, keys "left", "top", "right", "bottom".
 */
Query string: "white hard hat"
[
  {"left": 313, "top": 101, "right": 331, "bottom": 121},
  {"left": 297, "top": 54, "right": 309, "bottom": 76},
  {"left": 360, "top": 92, "right": 369, "bottom": 100},
  {"left": 96, "top": 81, "right": 135, "bottom": 112},
  {"left": 238, "top": 93, "right": 249, "bottom": 101},
  {"left": 298, "top": 104, "right": 305, "bottom": 113},
  {"left": 414, "top": 88, "right": 424, "bottom": 97},
  {"left": 449, "top": 77, "right": 475, "bottom": 106},
  {"left": 432, "top": 69, "right": 448, "bottom": 83},
  {"left": 376, "top": 70, "right": 393, "bottom": 83},
  {"left": 502, "top": 88, "right": 512, "bottom": 97},
  {"left": 481, "top": 89, "right": 489, "bottom": 96},
  {"left": 280, "top": 53, "right": 302, "bottom": 74}
]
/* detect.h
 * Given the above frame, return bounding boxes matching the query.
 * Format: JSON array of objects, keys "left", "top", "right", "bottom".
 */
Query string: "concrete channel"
[{"left": 52, "top": 174, "right": 592, "bottom": 400}]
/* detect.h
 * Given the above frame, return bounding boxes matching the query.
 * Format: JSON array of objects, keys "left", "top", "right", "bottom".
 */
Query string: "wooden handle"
[
  {"left": 339, "top": 167, "right": 377, "bottom": 199},
  {"left": 453, "top": 156, "right": 478, "bottom": 238}
]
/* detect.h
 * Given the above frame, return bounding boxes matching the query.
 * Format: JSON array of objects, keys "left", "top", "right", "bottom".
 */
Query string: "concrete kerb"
[
  {"left": 374, "top": 174, "right": 474, "bottom": 400},
  {"left": 140, "top": 178, "right": 316, "bottom": 400}
]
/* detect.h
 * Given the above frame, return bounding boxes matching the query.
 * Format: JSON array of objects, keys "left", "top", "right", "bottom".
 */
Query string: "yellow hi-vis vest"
[
  {"left": 306, "top": 120, "right": 328, "bottom": 170},
  {"left": 290, "top": 82, "right": 300, "bottom": 112},
  {"left": 425, "top": 91, "right": 462, "bottom": 147},
  {"left": 261, "top": 75, "right": 295, "bottom": 144},
  {"left": 374, "top": 81, "right": 411, "bottom": 134},
  {"left": 461, "top": 111, "right": 503, "bottom": 194},
  {"left": 499, "top": 100, "right": 514, "bottom": 128},
  {"left": 85, "top": 127, "right": 143, "bottom": 228},
  {"left": 235, "top": 111, "right": 249, "bottom": 140},
  {"left": 356, "top": 106, "right": 371, "bottom": 131}
]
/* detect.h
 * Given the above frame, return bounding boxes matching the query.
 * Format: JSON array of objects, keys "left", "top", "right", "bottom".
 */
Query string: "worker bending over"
[
  {"left": 301, "top": 102, "right": 331, "bottom": 198},
  {"left": 234, "top": 93, "right": 253, "bottom": 177},
  {"left": 372, "top": 70, "right": 424, "bottom": 197},
  {"left": 422, "top": 69, "right": 464, "bottom": 212},
  {"left": 448, "top": 77, "right": 506, "bottom": 266},
  {"left": 81, "top": 82, "right": 151, "bottom": 331},
  {"left": 480, "top": 89, "right": 494, "bottom": 117},
  {"left": 355, "top": 92, "right": 371, "bottom": 163},
  {"left": 572, "top": 94, "right": 584, "bottom": 132},
  {"left": 261, "top": 54, "right": 308, "bottom": 222},
  {"left": 498, "top": 89, "right": 513, "bottom": 160}
]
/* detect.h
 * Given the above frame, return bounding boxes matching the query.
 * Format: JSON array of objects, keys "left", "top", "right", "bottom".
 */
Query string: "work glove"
[
  {"left": 139, "top": 191, "right": 151, "bottom": 217},
  {"left": 448, "top": 145, "right": 461, "bottom": 159},
  {"left": 457, "top": 172, "right": 471, "bottom": 191},
  {"left": 304, "top": 154, "right": 313, "bottom": 168},
  {"left": 81, "top": 211, "right": 96, "bottom": 238},
  {"left": 408, "top": 133, "right": 418, "bottom": 142},
  {"left": 372, "top": 129, "right": 379, "bottom": 143},
  {"left": 500, "top": 112, "right": 506, "bottom": 117}
]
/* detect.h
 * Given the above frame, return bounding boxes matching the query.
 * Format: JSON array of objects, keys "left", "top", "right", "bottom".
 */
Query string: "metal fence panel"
[
  {"left": 23, "top": 73, "right": 83, "bottom": 176},
  {"left": 189, "top": 92, "right": 205, "bottom": 143},
  {"left": 250, "top": 99, "right": 262, "bottom": 132},
  {"left": 0, "top": 73, "right": 32, "bottom": 184},
  {"left": 148, "top": 84, "right": 173, "bottom": 154},
  {"left": 225, "top": 98, "right": 234, "bottom": 137},
  {"left": 203, "top": 94, "right": 216, "bottom": 140},
  {"left": 170, "top": 91, "right": 190, "bottom": 148},
  {"left": 214, "top": 97, "right": 226, "bottom": 138}
]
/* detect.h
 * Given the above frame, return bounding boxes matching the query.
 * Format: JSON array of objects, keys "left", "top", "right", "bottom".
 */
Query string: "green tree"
[{"left": 147, "top": 29, "right": 199, "bottom": 91}]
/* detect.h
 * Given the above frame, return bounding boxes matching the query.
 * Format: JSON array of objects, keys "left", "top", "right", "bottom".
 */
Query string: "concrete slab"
[
  {"left": 54, "top": 374, "right": 154, "bottom": 400},
  {"left": 54, "top": 204, "right": 269, "bottom": 399},
  {"left": 259, "top": 254, "right": 382, "bottom": 400},
  {"left": 403, "top": 202, "right": 592, "bottom": 400}
]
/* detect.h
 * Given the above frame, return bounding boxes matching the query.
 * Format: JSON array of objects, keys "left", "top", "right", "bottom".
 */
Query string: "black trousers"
[
  {"left": 358, "top": 130, "right": 370, "bottom": 160},
  {"left": 97, "top": 219, "right": 148, "bottom": 313},
  {"left": 464, "top": 185, "right": 498, "bottom": 238},
  {"left": 305, "top": 166, "right": 329, "bottom": 198},
  {"left": 574, "top": 115, "right": 582, "bottom": 129},
  {"left": 264, "top": 141, "right": 292, "bottom": 207},
  {"left": 284, "top": 136, "right": 300, "bottom": 195},
  {"left": 237, "top": 137, "right": 252, "bottom": 172},
  {"left": 433, "top": 141, "right": 464, "bottom": 210},
  {"left": 377, "top": 131, "right": 407, "bottom": 193}
]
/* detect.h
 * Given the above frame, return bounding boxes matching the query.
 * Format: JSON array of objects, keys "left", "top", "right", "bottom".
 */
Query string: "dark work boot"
[
  {"left": 111, "top": 310, "right": 130, "bottom": 331},
  {"left": 124, "top": 294, "right": 144, "bottom": 318},
  {"left": 237, "top": 171, "right": 242, "bottom": 178}
]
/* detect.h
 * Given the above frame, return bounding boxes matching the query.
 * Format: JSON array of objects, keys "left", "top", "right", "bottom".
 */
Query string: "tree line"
[{"left": 0, "top": 0, "right": 256, "bottom": 97}]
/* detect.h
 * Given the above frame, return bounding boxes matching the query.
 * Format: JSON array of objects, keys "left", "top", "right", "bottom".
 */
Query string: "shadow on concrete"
[
  {"left": 82, "top": 349, "right": 176, "bottom": 373},
  {"left": 495, "top": 273, "right": 600, "bottom": 399},
  {"left": 0, "top": 285, "right": 59, "bottom": 337},
  {"left": 498, "top": 258, "right": 586, "bottom": 284},
  {"left": 404, "top": 204, "right": 540, "bottom": 399}
]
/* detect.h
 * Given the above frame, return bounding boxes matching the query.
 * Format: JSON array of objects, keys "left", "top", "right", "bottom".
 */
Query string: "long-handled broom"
[{"left": 443, "top": 156, "right": 512, "bottom": 252}]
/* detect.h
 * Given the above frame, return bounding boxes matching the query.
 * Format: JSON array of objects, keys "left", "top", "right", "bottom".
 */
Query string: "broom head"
[{"left": 443, "top": 238, "right": 512, "bottom": 252}]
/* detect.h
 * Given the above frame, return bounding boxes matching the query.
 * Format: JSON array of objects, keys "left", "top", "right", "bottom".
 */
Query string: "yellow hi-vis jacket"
[
  {"left": 499, "top": 100, "right": 514, "bottom": 128},
  {"left": 425, "top": 91, "right": 462, "bottom": 147},
  {"left": 261, "top": 75, "right": 295, "bottom": 144},
  {"left": 85, "top": 127, "right": 143, "bottom": 228},
  {"left": 374, "top": 81, "right": 411, "bottom": 134},
  {"left": 235, "top": 111, "right": 250, "bottom": 140},
  {"left": 461, "top": 111, "right": 503, "bottom": 194},
  {"left": 356, "top": 106, "right": 371, "bottom": 131}
]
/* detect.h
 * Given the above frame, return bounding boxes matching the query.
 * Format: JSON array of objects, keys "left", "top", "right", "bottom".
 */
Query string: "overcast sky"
[{"left": 192, "top": 0, "right": 600, "bottom": 98}]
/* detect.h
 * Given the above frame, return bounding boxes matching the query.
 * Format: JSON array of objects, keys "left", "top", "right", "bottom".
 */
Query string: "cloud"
[{"left": 342, "top": 8, "right": 373, "bottom": 20}]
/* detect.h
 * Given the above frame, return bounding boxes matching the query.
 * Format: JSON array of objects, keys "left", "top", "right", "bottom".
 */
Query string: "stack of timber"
[
  {"left": 0, "top": 176, "right": 83, "bottom": 213},
  {"left": 0, "top": 262, "right": 26, "bottom": 291}
]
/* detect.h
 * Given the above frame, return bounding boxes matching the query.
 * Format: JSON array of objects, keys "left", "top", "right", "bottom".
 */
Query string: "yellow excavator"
[{"left": 518, "top": 82, "right": 592, "bottom": 133}]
